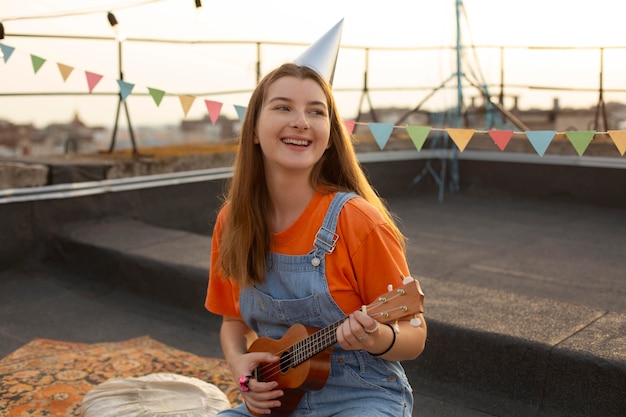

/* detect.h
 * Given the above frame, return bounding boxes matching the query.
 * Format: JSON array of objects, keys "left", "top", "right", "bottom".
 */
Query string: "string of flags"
[{"left": 1, "top": 42, "right": 625, "bottom": 157}]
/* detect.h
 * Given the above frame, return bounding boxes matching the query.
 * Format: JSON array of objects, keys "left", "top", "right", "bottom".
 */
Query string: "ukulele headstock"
[{"left": 361, "top": 276, "right": 424, "bottom": 327}]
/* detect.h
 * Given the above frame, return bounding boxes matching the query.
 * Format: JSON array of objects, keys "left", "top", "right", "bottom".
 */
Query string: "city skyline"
[{"left": 2, "top": 0, "right": 626, "bottom": 128}]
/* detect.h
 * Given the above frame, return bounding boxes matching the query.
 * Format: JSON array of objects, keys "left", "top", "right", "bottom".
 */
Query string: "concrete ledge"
[
  {"left": 51, "top": 218, "right": 211, "bottom": 314},
  {"left": 0, "top": 161, "right": 48, "bottom": 189},
  {"left": 49, "top": 217, "right": 626, "bottom": 417}
]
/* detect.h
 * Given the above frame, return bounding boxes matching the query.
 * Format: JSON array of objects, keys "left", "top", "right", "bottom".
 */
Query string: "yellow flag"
[{"left": 446, "top": 128, "right": 475, "bottom": 152}]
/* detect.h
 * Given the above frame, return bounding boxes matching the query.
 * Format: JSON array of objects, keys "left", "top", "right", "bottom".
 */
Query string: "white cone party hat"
[{"left": 293, "top": 19, "right": 344, "bottom": 85}]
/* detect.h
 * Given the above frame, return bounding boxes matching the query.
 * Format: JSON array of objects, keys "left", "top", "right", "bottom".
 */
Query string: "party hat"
[{"left": 293, "top": 19, "right": 344, "bottom": 85}]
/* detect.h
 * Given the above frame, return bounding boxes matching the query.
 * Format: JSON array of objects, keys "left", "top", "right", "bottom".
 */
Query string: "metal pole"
[{"left": 108, "top": 38, "right": 137, "bottom": 155}]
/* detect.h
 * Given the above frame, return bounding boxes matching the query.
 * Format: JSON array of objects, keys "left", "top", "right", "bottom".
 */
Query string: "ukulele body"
[{"left": 247, "top": 323, "right": 333, "bottom": 416}]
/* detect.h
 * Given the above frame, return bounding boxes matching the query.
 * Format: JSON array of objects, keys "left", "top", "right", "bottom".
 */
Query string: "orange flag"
[
  {"left": 607, "top": 130, "right": 626, "bottom": 156},
  {"left": 57, "top": 63, "right": 74, "bottom": 82},
  {"left": 178, "top": 95, "right": 195, "bottom": 117},
  {"left": 446, "top": 128, "right": 475, "bottom": 152}
]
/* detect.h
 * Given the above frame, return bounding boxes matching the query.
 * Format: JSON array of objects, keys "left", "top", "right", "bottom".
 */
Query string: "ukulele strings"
[{"left": 253, "top": 291, "right": 410, "bottom": 381}]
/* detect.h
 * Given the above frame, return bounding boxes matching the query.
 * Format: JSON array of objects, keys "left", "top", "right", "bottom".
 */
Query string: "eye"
[{"left": 309, "top": 108, "right": 327, "bottom": 116}]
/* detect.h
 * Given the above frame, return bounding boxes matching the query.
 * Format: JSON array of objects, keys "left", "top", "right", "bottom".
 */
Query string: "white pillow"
[{"left": 79, "top": 373, "right": 231, "bottom": 417}]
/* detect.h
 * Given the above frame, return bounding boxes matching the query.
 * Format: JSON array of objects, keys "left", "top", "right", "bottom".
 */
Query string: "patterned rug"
[{"left": 0, "top": 336, "right": 242, "bottom": 416}]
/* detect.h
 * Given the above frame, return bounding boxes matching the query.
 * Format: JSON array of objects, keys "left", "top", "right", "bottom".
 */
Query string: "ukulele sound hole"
[{"left": 279, "top": 350, "right": 292, "bottom": 373}]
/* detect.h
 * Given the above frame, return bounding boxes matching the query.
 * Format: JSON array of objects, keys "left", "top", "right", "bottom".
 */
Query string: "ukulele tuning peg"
[
  {"left": 410, "top": 316, "right": 422, "bottom": 328},
  {"left": 402, "top": 276, "right": 415, "bottom": 285}
]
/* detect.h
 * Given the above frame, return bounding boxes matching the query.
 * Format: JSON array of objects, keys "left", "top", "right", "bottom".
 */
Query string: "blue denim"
[{"left": 219, "top": 192, "right": 413, "bottom": 416}]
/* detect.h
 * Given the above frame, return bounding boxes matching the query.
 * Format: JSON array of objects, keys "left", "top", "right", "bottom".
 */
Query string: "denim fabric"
[{"left": 219, "top": 192, "right": 412, "bottom": 416}]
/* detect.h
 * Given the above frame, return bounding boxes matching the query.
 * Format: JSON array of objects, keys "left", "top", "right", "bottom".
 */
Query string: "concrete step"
[{"left": 50, "top": 217, "right": 626, "bottom": 417}]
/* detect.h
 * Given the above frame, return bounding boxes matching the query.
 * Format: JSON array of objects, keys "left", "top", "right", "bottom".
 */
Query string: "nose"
[{"left": 291, "top": 111, "right": 309, "bottom": 130}]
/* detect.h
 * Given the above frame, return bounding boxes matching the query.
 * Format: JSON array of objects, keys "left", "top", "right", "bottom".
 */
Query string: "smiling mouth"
[{"left": 282, "top": 138, "right": 310, "bottom": 147}]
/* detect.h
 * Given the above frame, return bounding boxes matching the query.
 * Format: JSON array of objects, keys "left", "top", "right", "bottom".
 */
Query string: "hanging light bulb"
[
  {"left": 194, "top": 0, "right": 208, "bottom": 23},
  {"left": 107, "top": 12, "right": 127, "bottom": 41},
  {"left": 0, "top": 22, "right": 5, "bottom": 59}
]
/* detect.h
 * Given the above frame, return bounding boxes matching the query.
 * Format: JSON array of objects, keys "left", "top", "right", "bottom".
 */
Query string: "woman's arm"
[
  {"left": 337, "top": 310, "right": 427, "bottom": 361},
  {"left": 220, "top": 316, "right": 283, "bottom": 415}
]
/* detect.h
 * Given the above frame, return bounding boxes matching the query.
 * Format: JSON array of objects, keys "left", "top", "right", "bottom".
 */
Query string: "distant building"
[
  {"left": 0, "top": 120, "right": 37, "bottom": 157},
  {"left": 181, "top": 114, "right": 239, "bottom": 142}
]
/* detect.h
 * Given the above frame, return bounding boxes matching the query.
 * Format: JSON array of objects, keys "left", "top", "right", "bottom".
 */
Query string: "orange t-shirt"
[{"left": 205, "top": 192, "right": 411, "bottom": 318}]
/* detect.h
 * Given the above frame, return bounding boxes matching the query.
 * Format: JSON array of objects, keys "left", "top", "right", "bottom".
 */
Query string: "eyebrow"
[{"left": 266, "top": 96, "right": 327, "bottom": 108}]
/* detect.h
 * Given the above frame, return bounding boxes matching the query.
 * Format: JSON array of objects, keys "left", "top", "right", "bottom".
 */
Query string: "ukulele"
[{"left": 246, "top": 277, "right": 424, "bottom": 416}]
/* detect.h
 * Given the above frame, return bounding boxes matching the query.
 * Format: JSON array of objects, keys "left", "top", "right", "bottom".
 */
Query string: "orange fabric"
[{"left": 205, "top": 192, "right": 410, "bottom": 318}]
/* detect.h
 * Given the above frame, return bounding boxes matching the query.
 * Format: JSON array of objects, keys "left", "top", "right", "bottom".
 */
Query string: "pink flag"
[
  {"left": 204, "top": 100, "right": 223, "bottom": 125},
  {"left": 85, "top": 71, "right": 103, "bottom": 93}
]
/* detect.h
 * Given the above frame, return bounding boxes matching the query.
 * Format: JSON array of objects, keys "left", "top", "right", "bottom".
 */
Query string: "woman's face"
[{"left": 255, "top": 76, "right": 331, "bottom": 176}]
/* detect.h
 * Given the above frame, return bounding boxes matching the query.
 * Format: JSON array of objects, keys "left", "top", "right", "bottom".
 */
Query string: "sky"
[{"left": 2, "top": 0, "right": 626, "bottom": 128}]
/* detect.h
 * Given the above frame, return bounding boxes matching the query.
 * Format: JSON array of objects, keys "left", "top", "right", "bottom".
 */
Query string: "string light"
[
  {"left": 0, "top": 22, "right": 5, "bottom": 59},
  {"left": 194, "top": 0, "right": 207, "bottom": 23},
  {"left": 107, "top": 12, "right": 127, "bottom": 41}
]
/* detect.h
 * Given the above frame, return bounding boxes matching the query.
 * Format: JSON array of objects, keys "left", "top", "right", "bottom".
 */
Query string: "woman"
[{"left": 206, "top": 62, "right": 426, "bottom": 416}]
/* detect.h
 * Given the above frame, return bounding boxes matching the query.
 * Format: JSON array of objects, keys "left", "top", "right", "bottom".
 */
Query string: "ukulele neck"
[{"left": 290, "top": 319, "right": 344, "bottom": 367}]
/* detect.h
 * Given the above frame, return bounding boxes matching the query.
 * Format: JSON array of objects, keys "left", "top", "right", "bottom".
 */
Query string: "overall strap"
[{"left": 313, "top": 192, "right": 358, "bottom": 256}]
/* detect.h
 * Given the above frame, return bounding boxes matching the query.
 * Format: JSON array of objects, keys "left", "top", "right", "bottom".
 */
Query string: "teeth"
[{"left": 282, "top": 138, "right": 309, "bottom": 146}]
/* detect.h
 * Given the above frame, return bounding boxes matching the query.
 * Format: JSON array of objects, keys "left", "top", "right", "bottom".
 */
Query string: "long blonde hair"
[{"left": 218, "top": 63, "right": 405, "bottom": 286}]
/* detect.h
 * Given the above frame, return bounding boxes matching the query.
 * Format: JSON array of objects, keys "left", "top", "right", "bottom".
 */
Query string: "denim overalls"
[{"left": 218, "top": 192, "right": 413, "bottom": 416}]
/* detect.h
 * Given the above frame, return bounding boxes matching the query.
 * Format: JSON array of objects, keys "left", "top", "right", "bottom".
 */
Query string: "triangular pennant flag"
[
  {"left": 447, "top": 128, "right": 475, "bottom": 152},
  {"left": 234, "top": 105, "right": 247, "bottom": 123},
  {"left": 368, "top": 122, "right": 394, "bottom": 150},
  {"left": 85, "top": 71, "right": 104, "bottom": 93},
  {"left": 30, "top": 55, "right": 46, "bottom": 74},
  {"left": 405, "top": 126, "right": 431, "bottom": 151},
  {"left": 565, "top": 130, "right": 595, "bottom": 156},
  {"left": 116, "top": 80, "right": 135, "bottom": 101},
  {"left": 607, "top": 130, "right": 626, "bottom": 156},
  {"left": 343, "top": 120, "right": 356, "bottom": 134},
  {"left": 0, "top": 43, "right": 16, "bottom": 63},
  {"left": 204, "top": 100, "right": 223, "bottom": 125},
  {"left": 57, "top": 63, "right": 74, "bottom": 82},
  {"left": 148, "top": 87, "right": 165, "bottom": 106},
  {"left": 178, "top": 95, "right": 195, "bottom": 117},
  {"left": 525, "top": 130, "right": 556, "bottom": 157},
  {"left": 488, "top": 130, "right": 514, "bottom": 151}
]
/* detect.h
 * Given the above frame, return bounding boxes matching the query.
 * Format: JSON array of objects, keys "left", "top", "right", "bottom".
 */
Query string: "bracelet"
[{"left": 371, "top": 323, "right": 396, "bottom": 357}]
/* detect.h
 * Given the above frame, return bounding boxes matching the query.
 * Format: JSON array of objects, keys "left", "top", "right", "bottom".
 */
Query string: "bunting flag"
[
  {"left": 488, "top": 129, "right": 514, "bottom": 151},
  {"left": 405, "top": 126, "right": 431, "bottom": 151},
  {"left": 2, "top": 42, "right": 626, "bottom": 159},
  {"left": 607, "top": 130, "right": 626, "bottom": 156},
  {"left": 526, "top": 130, "right": 556, "bottom": 157},
  {"left": 85, "top": 71, "right": 103, "bottom": 94},
  {"left": 0, "top": 43, "right": 15, "bottom": 63},
  {"left": 369, "top": 122, "right": 395, "bottom": 149},
  {"left": 148, "top": 87, "right": 165, "bottom": 106},
  {"left": 446, "top": 128, "right": 475, "bottom": 152},
  {"left": 116, "top": 80, "right": 135, "bottom": 101},
  {"left": 565, "top": 130, "right": 595, "bottom": 156},
  {"left": 178, "top": 95, "right": 195, "bottom": 117},
  {"left": 234, "top": 105, "right": 247, "bottom": 123},
  {"left": 343, "top": 120, "right": 356, "bottom": 134},
  {"left": 57, "top": 63, "right": 74, "bottom": 82},
  {"left": 30, "top": 55, "right": 46, "bottom": 74},
  {"left": 204, "top": 100, "right": 223, "bottom": 125}
]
